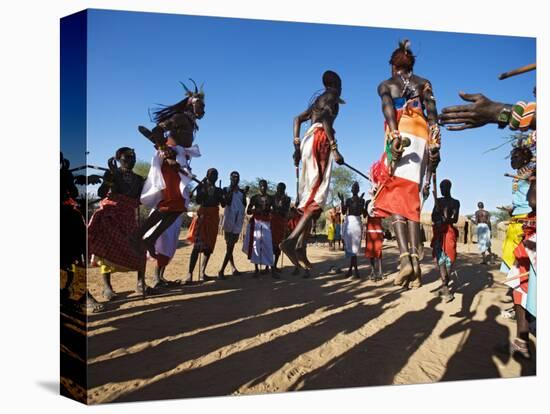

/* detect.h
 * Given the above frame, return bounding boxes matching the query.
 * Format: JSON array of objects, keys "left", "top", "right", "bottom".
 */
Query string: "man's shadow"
[{"left": 439, "top": 305, "right": 535, "bottom": 381}]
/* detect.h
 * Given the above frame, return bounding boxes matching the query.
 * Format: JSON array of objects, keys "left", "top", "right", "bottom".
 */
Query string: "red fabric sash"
[
  {"left": 271, "top": 214, "right": 288, "bottom": 247},
  {"left": 301, "top": 127, "right": 330, "bottom": 216},
  {"left": 431, "top": 223, "right": 458, "bottom": 263},
  {"left": 187, "top": 206, "right": 220, "bottom": 253}
]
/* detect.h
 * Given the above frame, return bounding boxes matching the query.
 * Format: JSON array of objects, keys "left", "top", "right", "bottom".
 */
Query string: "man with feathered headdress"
[{"left": 131, "top": 80, "right": 204, "bottom": 268}]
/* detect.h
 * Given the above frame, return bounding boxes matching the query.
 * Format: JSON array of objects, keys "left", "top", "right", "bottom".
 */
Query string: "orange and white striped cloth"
[{"left": 371, "top": 97, "right": 429, "bottom": 222}]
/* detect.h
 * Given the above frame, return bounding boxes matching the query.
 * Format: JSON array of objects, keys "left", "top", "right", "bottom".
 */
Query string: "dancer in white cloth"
[
  {"left": 219, "top": 171, "right": 248, "bottom": 279},
  {"left": 143, "top": 145, "right": 201, "bottom": 287},
  {"left": 339, "top": 182, "right": 366, "bottom": 278},
  {"left": 242, "top": 180, "right": 276, "bottom": 277},
  {"left": 280, "top": 70, "right": 346, "bottom": 277},
  {"left": 133, "top": 79, "right": 205, "bottom": 259}
]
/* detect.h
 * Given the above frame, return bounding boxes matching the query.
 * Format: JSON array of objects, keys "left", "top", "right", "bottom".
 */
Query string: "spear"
[{"left": 498, "top": 63, "right": 536, "bottom": 80}]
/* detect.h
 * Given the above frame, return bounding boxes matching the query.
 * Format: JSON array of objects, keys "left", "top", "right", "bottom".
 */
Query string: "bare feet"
[
  {"left": 394, "top": 254, "right": 413, "bottom": 286},
  {"left": 296, "top": 248, "right": 312, "bottom": 270},
  {"left": 280, "top": 239, "right": 301, "bottom": 268},
  {"left": 409, "top": 255, "right": 422, "bottom": 288}
]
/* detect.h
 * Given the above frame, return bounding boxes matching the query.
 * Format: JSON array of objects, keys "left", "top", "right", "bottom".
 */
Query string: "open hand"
[
  {"left": 439, "top": 92, "right": 507, "bottom": 131},
  {"left": 107, "top": 157, "right": 118, "bottom": 173}
]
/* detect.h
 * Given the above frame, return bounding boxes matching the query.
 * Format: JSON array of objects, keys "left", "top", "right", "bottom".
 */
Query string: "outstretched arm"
[{"left": 439, "top": 92, "right": 517, "bottom": 131}]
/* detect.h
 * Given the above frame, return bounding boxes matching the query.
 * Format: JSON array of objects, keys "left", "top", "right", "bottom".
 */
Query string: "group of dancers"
[{"left": 61, "top": 40, "right": 536, "bottom": 359}]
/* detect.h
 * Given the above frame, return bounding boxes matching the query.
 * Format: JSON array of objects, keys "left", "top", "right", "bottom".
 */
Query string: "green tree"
[
  {"left": 241, "top": 177, "right": 277, "bottom": 196},
  {"left": 133, "top": 160, "right": 151, "bottom": 178},
  {"left": 327, "top": 166, "right": 360, "bottom": 207},
  {"left": 490, "top": 209, "right": 510, "bottom": 224}
]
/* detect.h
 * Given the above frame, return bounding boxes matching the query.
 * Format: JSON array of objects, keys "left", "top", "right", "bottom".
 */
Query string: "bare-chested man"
[
  {"left": 243, "top": 180, "right": 277, "bottom": 278},
  {"left": 218, "top": 171, "right": 248, "bottom": 279},
  {"left": 473, "top": 202, "right": 493, "bottom": 264},
  {"left": 369, "top": 40, "right": 440, "bottom": 289},
  {"left": 431, "top": 179, "right": 460, "bottom": 302},
  {"left": 339, "top": 182, "right": 365, "bottom": 278},
  {"left": 271, "top": 183, "right": 291, "bottom": 273},
  {"left": 280, "top": 70, "right": 345, "bottom": 278},
  {"left": 187, "top": 168, "right": 226, "bottom": 282}
]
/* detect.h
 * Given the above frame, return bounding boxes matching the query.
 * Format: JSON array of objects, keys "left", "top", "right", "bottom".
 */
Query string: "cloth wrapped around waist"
[{"left": 187, "top": 206, "right": 220, "bottom": 253}]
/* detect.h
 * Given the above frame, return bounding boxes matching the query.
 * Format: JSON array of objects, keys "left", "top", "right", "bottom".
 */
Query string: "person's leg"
[
  {"left": 201, "top": 253, "right": 213, "bottom": 280},
  {"left": 281, "top": 211, "right": 314, "bottom": 268},
  {"left": 136, "top": 269, "right": 147, "bottom": 295},
  {"left": 392, "top": 215, "right": 413, "bottom": 286},
  {"left": 369, "top": 258, "right": 376, "bottom": 279},
  {"left": 438, "top": 262, "right": 454, "bottom": 302},
  {"left": 376, "top": 258, "right": 384, "bottom": 279},
  {"left": 253, "top": 264, "right": 260, "bottom": 277},
  {"left": 131, "top": 210, "right": 181, "bottom": 258},
  {"left": 101, "top": 271, "right": 117, "bottom": 300},
  {"left": 352, "top": 256, "right": 360, "bottom": 278},
  {"left": 510, "top": 305, "right": 531, "bottom": 358},
  {"left": 187, "top": 247, "right": 200, "bottom": 282},
  {"left": 152, "top": 265, "right": 164, "bottom": 287},
  {"left": 219, "top": 240, "right": 231, "bottom": 278},
  {"left": 142, "top": 212, "right": 181, "bottom": 253},
  {"left": 408, "top": 220, "right": 422, "bottom": 288},
  {"left": 296, "top": 217, "right": 313, "bottom": 270},
  {"left": 273, "top": 247, "right": 282, "bottom": 273},
  {"left": 346, "top": 257, "right": 353, "bottom": 277},
  {"left": 61, "top": 269, "right": 75, "bottom": 300}
]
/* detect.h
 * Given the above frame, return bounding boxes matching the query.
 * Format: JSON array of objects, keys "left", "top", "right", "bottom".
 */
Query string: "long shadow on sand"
[
  {"left": 87, "top": 254, "right": 400, "bottom": 394},
  {"left": 290, "top": 296, "right": 443, "bottom": 391},
  {"left": 112, "top": 288, "right": 404, "bottom": 402},
  {"left": 439, "top": 305, "right": 536, "bottom": 380}
]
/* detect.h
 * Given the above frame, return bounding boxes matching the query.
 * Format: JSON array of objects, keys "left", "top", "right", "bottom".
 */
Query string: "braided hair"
[{"left": 390, "top": 39, "right": 415, "bottom": 72}]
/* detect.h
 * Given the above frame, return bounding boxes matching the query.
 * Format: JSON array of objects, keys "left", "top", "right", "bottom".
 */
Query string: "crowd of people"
[{"left": 61, "top": 40, "right": 536, "bottom": 360}]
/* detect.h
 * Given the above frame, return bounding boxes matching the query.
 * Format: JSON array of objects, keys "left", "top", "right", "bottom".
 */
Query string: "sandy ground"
[{"left": 61, "top": 235, "right": 536, "bottom": 404}]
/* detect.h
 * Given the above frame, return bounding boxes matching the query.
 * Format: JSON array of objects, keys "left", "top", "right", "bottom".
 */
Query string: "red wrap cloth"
[
  {"left": 301, "top": 127, "right": 331, "bottom": 217},
  {"left": 271, "top": 213, "right": 288, "bottom": 248},
  {"left": 187, "top": 206, "right": 220, "bottom": 253},
  {"left": 365, "top": 217, "right": 384, "bottom": 258},
  {"left": 431, "top": 223, "right": 458, "bottom": 264},
  {"left": 287, "top": 214, "right": 300, "bottom": 234},
  {"left": 510, "top": 215, "right": 536, "bottom": 306},
  {"left": 88, "top": 193, "right": 146, "bottom": 271},
  {"left": 157, "top": 161, "right": 186, "bottom": 213}
]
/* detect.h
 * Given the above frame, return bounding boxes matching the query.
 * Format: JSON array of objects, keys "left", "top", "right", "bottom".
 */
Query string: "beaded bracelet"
[
  {"left": 428, "top": 124, "right": 441, "bottom": 146},
  {"left": 509, "top": 101, "right": 536, "bottom": 131}
]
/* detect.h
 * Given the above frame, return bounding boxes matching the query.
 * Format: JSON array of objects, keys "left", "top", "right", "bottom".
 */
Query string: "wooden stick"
[
  {"left": 498, "top": 63, "right": 536, "bottom": 80},
  {"left": 70, "top": 164, "right": 109, "bottom": 173},
  {"left": 343, "top": 162, "right": 371, "bottom": 182}
]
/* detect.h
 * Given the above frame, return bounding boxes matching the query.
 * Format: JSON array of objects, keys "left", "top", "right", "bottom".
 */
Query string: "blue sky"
[{"left": 80, "top": 9, "right": 536, "bottom": 214}]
